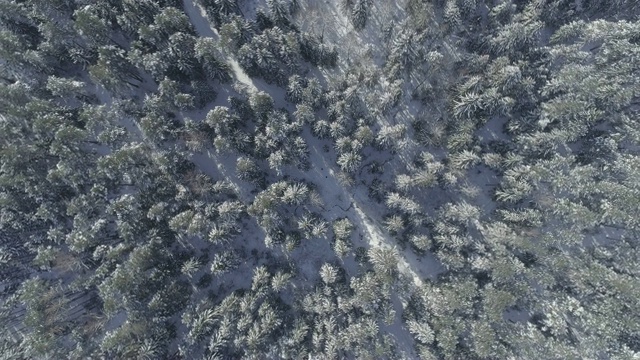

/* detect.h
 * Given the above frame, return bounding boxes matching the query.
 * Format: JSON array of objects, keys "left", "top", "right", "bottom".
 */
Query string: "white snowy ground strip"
[
  {"left": 178, "top": 2, "right": 448, "bottom": 354},
  {"left": 306, "top": 139, "right": 444, "bottom": 286},
  {"left": 182, "top": 0, "right": 444, "bottom": 288},
  {"left": 183, "top": 0, "right": 257, "bottom": 92}
]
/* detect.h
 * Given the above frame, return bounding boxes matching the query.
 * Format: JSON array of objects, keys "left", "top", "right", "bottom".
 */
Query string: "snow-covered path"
[
  {"left": 181, "top": 2, "right": 444, "bottom": 355},
  {"left": 182, "top": 0, "right": 257, "bottom": 92},
  {"left": 302, "top": 136, "right": 445, "bottom": 286},
  {"left": 300, "top": 138, "right": 437, "bottom": 359},
  {"left": 182, "top": 0, "right": 444, "bottom": 289}
]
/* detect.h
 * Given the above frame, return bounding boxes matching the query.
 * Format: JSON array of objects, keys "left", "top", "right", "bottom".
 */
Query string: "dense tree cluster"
[{"left": 1, "top": 0, "right": 639, "bottom": 359}]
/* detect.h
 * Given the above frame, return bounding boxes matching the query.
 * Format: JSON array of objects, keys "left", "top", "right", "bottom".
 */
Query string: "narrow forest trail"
[
  {"left": 182, "top": 0, "right": 257, "bottom": 92},
  {"left": 300, "top": 130, "right": 445, "bottom": 288},
  {"left": 182, "top": 2, "right": 441, "bottom": 355},
  {"left": 182, "top": 0, "right": 261, "bottom": 206},
  {"left": 300, "top": 136, "right": 426, "bottom": 359},
  {"left": 182, "top": 0, "right": 444, "bottom": 290}
]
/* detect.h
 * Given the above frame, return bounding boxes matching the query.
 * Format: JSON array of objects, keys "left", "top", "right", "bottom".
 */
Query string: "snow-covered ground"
[
  {"left": 294, "top": 130, "right": 445, "bottom": 282},
  {"left": 182, "top": 0, "right": 257, "bottom": 92},
  {"left": 180, "top": 0, "right": 451, "bottom": 355}
]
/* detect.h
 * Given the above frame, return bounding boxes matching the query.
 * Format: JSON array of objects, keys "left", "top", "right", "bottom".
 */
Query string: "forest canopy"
[{"left": 0, "top": 0, "right": 639, "bottom": 359}]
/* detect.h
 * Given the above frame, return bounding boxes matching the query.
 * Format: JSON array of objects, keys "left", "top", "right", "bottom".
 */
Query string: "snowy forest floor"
[{"left": 179, "top": 0, "right": 447, "bottom": 355}]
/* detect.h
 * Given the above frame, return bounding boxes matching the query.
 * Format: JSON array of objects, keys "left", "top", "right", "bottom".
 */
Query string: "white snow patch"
[
  {"left": 300, "top": 131, "right": 445, "bottom": 284},
  {"left": 183, "top": 0, "right": 257, "bottom": 93},
  {"left": 353, "top": 204, "right": 422, "bottom": 287}
]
